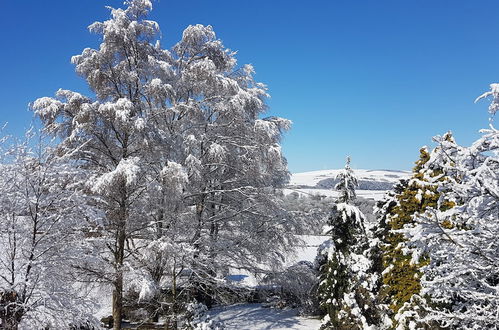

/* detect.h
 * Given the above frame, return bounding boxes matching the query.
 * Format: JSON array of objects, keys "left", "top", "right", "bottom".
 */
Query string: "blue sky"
[{"left": 0, "top": 1, "right": 498, "bottom": 173}]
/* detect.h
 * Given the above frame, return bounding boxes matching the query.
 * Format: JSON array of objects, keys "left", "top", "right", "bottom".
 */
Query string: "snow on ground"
[
  {"left": 209, "top": 304, "right": 321, "bottom": 330},
  {"left": 285, "top": 235, "right": 328, "bottom": 267}
]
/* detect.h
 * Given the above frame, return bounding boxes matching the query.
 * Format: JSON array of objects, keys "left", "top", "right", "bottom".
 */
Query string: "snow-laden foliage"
[
  {"left": 399, "top": 86, "right": 499, "bottom": 328},
  {"left": 263, "top": 261, "right": 320, "bottom": 315},
  {"left": 372, "top": 145, "right": 456, "bottom": 329},
  {"left": 476, "top": 82, "right": 499, "bottom": 116},
  {"left": 317, "top": 158, "right": 388, "bottom": 329},
  {"left": 0, "top": 130, "right": 98, "bottom": 329},
  {"left": 335, "top": 156, "right": 358, "bottom": 203},
  {"left": 32, "top": 2, "right": 165, "bottom": 326},
  {"left": 184, "top": 302, "right": 225, "bottom": 330},
  {"left": 32, "top": 0, "right": 297, "bottom": 327},
  {"left": 278, "top": 192, "right": 333, "bottom": 235}
]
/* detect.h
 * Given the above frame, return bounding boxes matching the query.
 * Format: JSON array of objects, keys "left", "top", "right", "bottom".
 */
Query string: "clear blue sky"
[{"left": 0, "top": 0, "right": 497, "bottom": 173}]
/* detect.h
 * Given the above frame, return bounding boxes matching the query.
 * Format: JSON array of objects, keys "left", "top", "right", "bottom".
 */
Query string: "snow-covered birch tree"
[
  {"left": 167, "top": 24, "right": 295, "bottom": 306},
  {"left": 32, "top": 1, "right": 164, "bottom": 327},
  {"left": 32, "top": 0, "right": 296, "bottom": 327}
]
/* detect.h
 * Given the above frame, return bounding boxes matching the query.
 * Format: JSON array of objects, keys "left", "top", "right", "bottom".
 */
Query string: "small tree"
[
  {"left": 335, "top": 156, "right": 358, "bottom": 203},
  {"left": 0, "top": 129, "right": 97, "bottom": 329}
]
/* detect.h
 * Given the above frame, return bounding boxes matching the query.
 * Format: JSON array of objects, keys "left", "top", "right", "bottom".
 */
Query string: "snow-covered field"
[
  {"left": 226, "top": 235, "right": 328, "bottom": 287},
  {"left": 208, "top": 304, "right": 321, "bottom": 330},
  {"left": 285, "top": 235, "right": 327, "bottom": 266},
  {"left": 287, "top": 168, "right": 410, "bottom": 201}
]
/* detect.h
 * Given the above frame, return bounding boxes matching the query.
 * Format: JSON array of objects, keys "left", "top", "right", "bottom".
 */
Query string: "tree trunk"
[
  {"left": 112, "top": 274, "right": 124, "bottom": 330},
  {"left": 113, "top": 206, "right": 127, "bottom": 330}
]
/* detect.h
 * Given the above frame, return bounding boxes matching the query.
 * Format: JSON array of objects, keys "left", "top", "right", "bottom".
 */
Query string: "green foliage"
[
  {"left": 318, "top": 203, "right": 385, "bottom": 329},
  {"left": 318, "top": 251, "right": 351, "bottom": 328},
  {"left": 377, "top": 145, "right": 455, "bottom": 327}
]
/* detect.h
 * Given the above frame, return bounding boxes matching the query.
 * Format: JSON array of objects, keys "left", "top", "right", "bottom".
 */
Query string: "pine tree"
[
  {"left": 375, "top": 143, "right": 454, "bottom": 328},
  {"left": 335, "top": 156, "right": 358, "bottom": 203},
  {"left": 318, "top": 157, "right": 384, "bottom": 329}
]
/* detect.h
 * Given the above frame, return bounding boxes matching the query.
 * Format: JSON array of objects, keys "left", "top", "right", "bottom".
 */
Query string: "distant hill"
[{"left": 286, "top": 169, "right": 410, "bottom": 201}]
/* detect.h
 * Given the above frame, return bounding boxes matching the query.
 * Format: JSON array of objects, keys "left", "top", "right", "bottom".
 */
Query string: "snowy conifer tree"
[
  {"left": 317, "top": 157, "right": 386, "bottom": 329},
  {"left": 373, "top": 143, "right": 455, "bottom": 329},
  {"left": 374, "top": 148, "right": 445, "bottom": 322},
  {"left": 399, "top": 85, "right": 499, "bottom": 328},
  {"left": 335, "top": 156, "right": 358, "bottom": 203}
]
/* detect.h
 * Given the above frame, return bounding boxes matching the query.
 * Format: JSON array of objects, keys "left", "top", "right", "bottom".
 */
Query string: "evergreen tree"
[
  {"left": 335, "top": 156, "right": 358, "bottom": 203},
  {"left": 375, "top": 143, "right": 454, "bottom": 329},
  {"left": 399, "top": 85, "right": 499, "bottom": 328},
  {"left": 318, "top": 157, "right": 385, "bottom": 329}
]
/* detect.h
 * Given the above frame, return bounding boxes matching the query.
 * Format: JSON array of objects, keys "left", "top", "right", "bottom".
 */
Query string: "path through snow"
[{"left": 209, "top": 303, "right": 321, "bottom": 330}]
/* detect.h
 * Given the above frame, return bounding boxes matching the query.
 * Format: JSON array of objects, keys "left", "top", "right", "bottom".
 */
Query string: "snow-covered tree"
[
  {"left": 32, "top": 1, "right": 166, "bottom": 327},
  {"left": 170, "top": 27, "right": 295, "bottom": 306},
  {"left": 399, "top": 85, "right": 499, "bottom": 328},
  {"left": 373, "top": 144, "right": 455, "bottom": 329},
  {"left": 335, "top": 156, "right": 358, "bottom": 203},
  {"left": 317, "top": 157, "right": 386, "bottom": 329},
  {"left": 32, "top": 0, "right": 296, "bottom": 327},
  {"left": 0, "top": 129, "right": 97, "bottom": 329}
]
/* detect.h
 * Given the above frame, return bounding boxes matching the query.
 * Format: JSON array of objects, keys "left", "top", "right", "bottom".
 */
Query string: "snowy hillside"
[{"left": 286, "top": 169, "right": 410, "bottom": 201}]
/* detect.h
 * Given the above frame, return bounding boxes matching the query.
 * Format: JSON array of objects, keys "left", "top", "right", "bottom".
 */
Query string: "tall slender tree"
[
  {"left": 32, "top": 1, "right": 165, "bottom": 327},
  {"left": 375, "top": 142, "right": 455, "bottom": 328},
  {"left": 317, "top": 157, "right": 385, "bottom": 329}
]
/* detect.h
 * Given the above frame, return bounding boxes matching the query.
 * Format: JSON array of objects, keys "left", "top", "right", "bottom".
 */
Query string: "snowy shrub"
[
  {"left": 183, "top": 302, "right": 225, "bottom": 330},
  {"left": 263, "top": 261, "right": 320, "bottom": 315}
]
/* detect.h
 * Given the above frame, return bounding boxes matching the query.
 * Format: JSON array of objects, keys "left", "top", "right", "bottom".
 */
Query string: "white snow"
[
  {"left": 208, "top": 304, "right": 321, "bottom": 330},
  {"left": 285, "top": 235, "right": 329, "bottom": 266},
  {"left": 289, "top": 168, "right": 409, "bottom": 187},
  {"left": 226, "top": 235, "right": 328, "bottom": 288},
  {"left": 283, "top": 188, "right": 390, "bottom": 201},
  {"left": 287, "top": 168, "right": 410, "bottom": 201}
]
